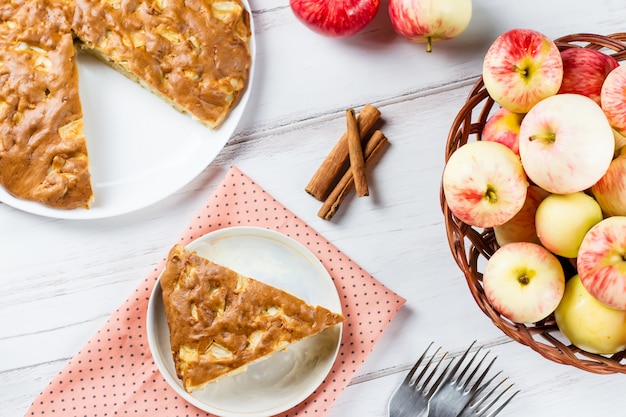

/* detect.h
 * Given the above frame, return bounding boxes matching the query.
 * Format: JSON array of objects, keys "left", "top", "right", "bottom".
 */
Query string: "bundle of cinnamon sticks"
[{"left": 305, "top": 104, "right": 389, "bottom": 220}]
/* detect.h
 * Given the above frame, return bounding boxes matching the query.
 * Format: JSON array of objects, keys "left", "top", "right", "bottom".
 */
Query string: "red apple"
[
  {"left": 289, "top": 0, "right": 380, "bottom": 38},
  {"left": 483, "top": 242, "right": 565, "bottom": 324},
  {"left": 591, "top": 148, "right": 626, "bottom": 216},
  {"left": 481, "top": 107, "right": 524, "bottom": 155},
  {"left": 442, "top": 140, "right": 528, "bottom": 228},
  {"left": 558, "top": 47, "right": 619, "bottom": 105},
  {"left": 518, "top": 93, "right": 614, "bottom": 194},
  {"left": 578, "top": 216, "right": 626, "bottom": 311},
  {"left": 388, "top": 0, "right": 472, "bottom": 52},
  {"left": 482, "top": 28, "right": 563, "bottom": 114},
  {"left": 601, "top": 64, "right": 626, "bottom": 135},
  {"left": 494, "top": 185, "right": 549, "bottom": 246}
]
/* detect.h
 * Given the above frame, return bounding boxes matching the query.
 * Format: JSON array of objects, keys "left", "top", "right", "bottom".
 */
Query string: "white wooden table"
[{"left": 3, "top": 1, "right": 626, "bottom": 416}]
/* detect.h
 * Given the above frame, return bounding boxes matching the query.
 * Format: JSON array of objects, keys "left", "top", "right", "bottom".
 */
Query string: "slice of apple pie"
[
  {"left": 160, "top": 244, "right": 344, "bottom": 393},
  {"left": 0, "top": 0, "right": 92, "bottom": 209}
]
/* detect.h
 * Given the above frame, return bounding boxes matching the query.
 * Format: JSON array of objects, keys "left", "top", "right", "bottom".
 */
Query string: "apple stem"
[
  {"left": 513, "top": 65, "right": 527, "bottom": 76},
  {"left": 529, "top": 133, "right": 556, "bottom": 143},
  {"left": 518, "top": 275, "right": 530, "bottom": 285},
  {"left": 485, "top": 187, "right": 497, "bottom": 203},
  {"left": 426, "top": 37, "right": 432, "bottom": 53}
]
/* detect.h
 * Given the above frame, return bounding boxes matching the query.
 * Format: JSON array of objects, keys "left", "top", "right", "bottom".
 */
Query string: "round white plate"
[
  {"left": 147, "top": 227, "right": 343, "bottom": 417},
  {"left": 0, "top": 3, "right": 255, "bottom": 220}
]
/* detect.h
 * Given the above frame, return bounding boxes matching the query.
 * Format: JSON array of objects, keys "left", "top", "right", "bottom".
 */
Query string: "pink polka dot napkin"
[{"left": 26, "top": 165, "right": 406, "bottom": 417}]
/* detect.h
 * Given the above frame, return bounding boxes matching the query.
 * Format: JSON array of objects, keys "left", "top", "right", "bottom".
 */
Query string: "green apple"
[
  {"left": 535, "top": 191, "right": 603, "bottom": 259},
  {"left": 555, "top": 274, "right": 626, "bottom": 354}
]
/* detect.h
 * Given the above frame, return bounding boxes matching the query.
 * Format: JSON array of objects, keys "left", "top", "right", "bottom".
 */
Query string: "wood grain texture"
[{"left": 3, "top": 1, "right": 626, "bottom": 416}]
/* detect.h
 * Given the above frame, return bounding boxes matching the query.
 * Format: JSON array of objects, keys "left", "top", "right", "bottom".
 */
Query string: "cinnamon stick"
[
  {"left": 346, "top": 108, "right": 368, "bottom": 197},
  {"left": 318, "top": 130, "right": 388, "bottom": 220},
  {"left": 305, "top": 104, "right": 381, "bottom": 201}
]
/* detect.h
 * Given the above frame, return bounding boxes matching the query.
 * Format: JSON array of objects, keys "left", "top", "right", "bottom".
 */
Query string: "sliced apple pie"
[
  {"left": 0, "top": 0, "right": 252, "bottom": 210},
  {"left": 160, "top": 244, "right": 345, "bottom": 393}
]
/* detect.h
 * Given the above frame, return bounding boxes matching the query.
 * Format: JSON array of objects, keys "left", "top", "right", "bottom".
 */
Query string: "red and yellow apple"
[
  {"left": 591, "top": 148, "right": 626, "bottom": 216},
  {"left": 558, "top": 47, "right": 619, "bottom": 105},
  {"left": 483, "top": 242, "right": 565, "bottom": 324},
  {"left": 388, "top": 0, "right": 472, "bottom": 52},
  {"left": 578, "top": 216, "right": 626, "bottom": 311},
  {"left": 601, "top": 64, "right": 626, "bottom": 135},
  {"left": 442, "top": 141, "right": 528, "bottom": 228},
  {"left": 535, "top": 192, "right": 603, "bottom": 259},
  {"left": 494, "top": 185, "right": 549, "bottom": 246},
  {"left": 481, "top": 107, "right": 524, "bottom": 155},
  {"left": 555, "top": 274, "right": 626, "bottom": 354},
  {"left": 482, "top": 28, "right": 563, "bottom": 114},
  {"left": 518, "top": 93, "right": 614, "bottom": 194}
]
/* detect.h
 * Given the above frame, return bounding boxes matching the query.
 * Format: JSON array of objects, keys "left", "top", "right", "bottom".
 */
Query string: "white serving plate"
[
  {"left": 147, "top": 227, "right": 343, "bottom": 417},
  {"left": 0, "top": 3, "right": 255, "bottom": 220}
]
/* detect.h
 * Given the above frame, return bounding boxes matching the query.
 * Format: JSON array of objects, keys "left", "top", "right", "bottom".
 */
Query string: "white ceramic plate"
[
  {"left": 147, "top": 227, "right": 343, "bottom": 417},
  {"left": 0, "top": 4, "right": 255, "bottom": 220}
]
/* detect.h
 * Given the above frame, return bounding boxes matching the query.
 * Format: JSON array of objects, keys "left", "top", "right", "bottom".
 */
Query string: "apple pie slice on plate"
[{"left": 147, "top": 227, "right": 344, "bottom": 417}]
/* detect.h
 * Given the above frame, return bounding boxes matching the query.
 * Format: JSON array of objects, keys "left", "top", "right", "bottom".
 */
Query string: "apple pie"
[
  {"left": 160, "top": 244, "right": 345, "bottom": 393},
  {"left": 0, "top": 0, "right": 252, "bottom": 210}
]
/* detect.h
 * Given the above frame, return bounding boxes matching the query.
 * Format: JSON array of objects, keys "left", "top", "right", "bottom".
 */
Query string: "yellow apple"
[
  {"left": 555, "top": 275, "right": 626, "bottom": 354},
  {"left": 535, "top": 191, "right": 603, "bottom": 259}
]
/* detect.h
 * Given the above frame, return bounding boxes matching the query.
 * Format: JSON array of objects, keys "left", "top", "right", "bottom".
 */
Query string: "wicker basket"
[{"left": 441, "top": 33, "right": 626, "bottom": 374}]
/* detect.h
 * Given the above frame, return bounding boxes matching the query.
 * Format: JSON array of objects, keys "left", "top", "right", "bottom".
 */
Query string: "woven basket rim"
[{"left": 441, "top": 32, "right": 626, "bottom": 374}]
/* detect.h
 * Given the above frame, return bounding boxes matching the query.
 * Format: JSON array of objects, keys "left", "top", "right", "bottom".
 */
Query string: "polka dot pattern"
[{"left": 26, "top": 166, "right": 406, "bottom": 417}]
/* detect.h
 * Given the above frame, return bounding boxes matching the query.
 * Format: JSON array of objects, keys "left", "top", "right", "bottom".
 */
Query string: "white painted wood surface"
[{"left": 3, "top": 1, "right": 626, "bottom": 416}]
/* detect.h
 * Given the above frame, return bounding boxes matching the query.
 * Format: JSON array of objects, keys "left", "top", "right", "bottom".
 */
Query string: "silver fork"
[
  {"left": 387, "top": 342, "right": 450, "bottom": 417},
  {"left": 457, "top": 376, "right": 520, "bottom": 417},
  {"left": 428, "top": 342, "right": 497, "bottom": 417}
]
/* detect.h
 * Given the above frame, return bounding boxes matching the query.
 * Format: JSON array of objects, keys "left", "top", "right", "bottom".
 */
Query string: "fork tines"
[
  {"left": 449, "top": 343, "right": 520, "bottom": 417},
  {"left": 389, "top": 342, "right": 519, "bottom": 417},
  {"left": 460, "top": 376, "right": 520, "bottom": 417},
  {"left": 405, "top": 342, "right": 450, "bottom": 395}
]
